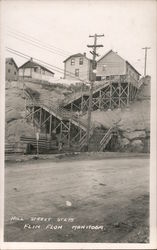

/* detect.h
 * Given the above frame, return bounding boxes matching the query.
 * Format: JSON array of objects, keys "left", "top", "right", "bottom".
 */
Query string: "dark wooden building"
[{"left": 5, "top": 58, "right": 18, "bottom": 81}]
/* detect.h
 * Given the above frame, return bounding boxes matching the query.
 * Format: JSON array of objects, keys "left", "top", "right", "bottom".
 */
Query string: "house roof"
[
  {"left": 97, "top": 49, "right": 114, "bottom": 63},
  {"left": 126, "top": 60, "right": 141, "bottom": 76},
  {"left": 19, "top": 60, "right": 55, "bottom": 75},
  {"left": 6, "top": 57, "right": 18, "bottom": 70},
  {"left": 97, "top": 50, "right": 141, "bottom": 76},
  {"left": 63, "top": 53, "right": 91, "bottom": 63}
]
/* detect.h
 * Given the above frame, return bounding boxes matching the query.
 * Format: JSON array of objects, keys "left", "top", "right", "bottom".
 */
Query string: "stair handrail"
[
  {"left": 26, "top": 96, "right": 92, "bottom": 132},
  {"left": 99, "top": 127, "right": 113, "bottom": 150}
]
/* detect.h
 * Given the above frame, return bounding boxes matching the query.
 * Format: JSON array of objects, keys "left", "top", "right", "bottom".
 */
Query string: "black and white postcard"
[{"left": 0, "top": 0, "right": 156, "bottom": 249}]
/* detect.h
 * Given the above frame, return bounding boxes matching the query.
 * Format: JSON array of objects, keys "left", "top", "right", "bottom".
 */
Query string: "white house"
[
  {"left": 19, "top": 59, "right": 55, "bottom": 83},
  {"left": 96, "top": 50, "right": 141, "bottom": 81},
  {"left": 63, "top": 53, "right": 92, "bottom": 82}
]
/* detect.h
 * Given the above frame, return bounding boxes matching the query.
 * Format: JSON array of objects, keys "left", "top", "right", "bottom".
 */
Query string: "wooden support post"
[
  {"left": 44, "top": 110, "right": 47, "bottom": 131},
  {"left": 132, "top": 85, "right": 134, "bottom": 100},
  {"left": 43, "top": 110, "right": 47, "bottom": 133},
  {"left": 60, "top": 121, "right": 63, "bottom": 142},
  {"left": 54, "top": 116, "right": 57, "bottom": 130},
  {"left": 32, "top": 106, "right": 34, "bottom": 125},
  {"left": 81, "top": 95, "right": 84, "bottom": 112},
  {"left": 130, "top": 84, "right": 133, "bottom": 101},
  {"left": 99, "top": 90, "right": 102, "bottom": 109},
  {"left": 24, "top": 98, "right": 27, "bottom": 117},
  {"left": 109, "top": 83, "right": 112, "bottom": 109},
  {"left": 39, "top": 108, "right": 42, "bottom": 127},
  {"left": 80, "top": 128, "right": 82, "bottom": 141},
  {"left": 68, "top": 120, "right": 71, "bottom": 147},
  {"left": 134, "top": 87, "right": 138, "bottom": 100},
  {"left": 127, "top": 83, "right": 130, "bottom": 107},
  {"left": 49, "top": 115, "right": 52, "bottom": 135},
  {"left": 133, "top": 86, "right": 135, "bottom": 99},
  {"left": 129, "top": 84, "right": 131, "bottom": 101},
  {"left": 118, "top": 82, "right": 121, "bottom": 108}
]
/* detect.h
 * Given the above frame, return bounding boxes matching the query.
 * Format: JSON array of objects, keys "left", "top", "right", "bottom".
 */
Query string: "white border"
[{"left": 0, "top": 0, "right": 156, "bottom": 249}]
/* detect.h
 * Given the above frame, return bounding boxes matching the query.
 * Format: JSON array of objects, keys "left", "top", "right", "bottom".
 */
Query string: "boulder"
[
  {"left": 120, "top": 138, "right": 130, "bottom": 147},
  {"left": 122, "top": 131, "right": 146, "bottom": 140},
  {"left": 131, "top": 139, "right": 144, "bottom": 152}
]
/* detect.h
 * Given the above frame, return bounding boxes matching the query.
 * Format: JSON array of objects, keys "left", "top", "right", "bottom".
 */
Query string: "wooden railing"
[
  {"left": 20, "top": 136, "right": 57, "bottom": 150},
  {"left": 26, "top": 97, "right": 88, "bottom": 130},
  {"left": 99, "top": 127, "right": 114, "bottom": 151},
  {"left": 5, "top": 143, "right": 15, "bottom": 154}
]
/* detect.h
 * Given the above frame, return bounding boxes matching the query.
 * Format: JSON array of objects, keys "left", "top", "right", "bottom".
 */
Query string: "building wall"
[
  {"left": 64, "top": 56, "right": 91, "bottom": 81},
  {"left": 96, "top": 51, "right": 126, "bottom": 78},
  {"left": 19, "top": 68, "right": 31, "bottom": 77},
  {"left": 19, "top": 67, "right": 54, "bottom": 82},
  {"left": 32, "top": 72, "right": 55, "bottom": 83},
  {"left": 126, "top": 63, "right": 140, "bottom": 81},
  {"left": 6, "top": 61, "right": 18, "bottom": 81}
]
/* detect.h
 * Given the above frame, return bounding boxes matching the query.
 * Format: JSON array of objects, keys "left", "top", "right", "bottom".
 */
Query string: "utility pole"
[
  {"left": 86, "top": 33, "right": 104, "bottom": 150},
  {"left": 142, "top": 47, "right": 151, "bottom": 76}
]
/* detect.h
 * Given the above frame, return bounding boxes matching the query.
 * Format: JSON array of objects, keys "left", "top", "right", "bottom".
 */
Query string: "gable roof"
[
  {"left": 97, "top": 49, "right": 114, "bottom": 63},
  {"left": 6, "top": 57, "right": 18, "bottom": 70},
  {"left": 126, "top": 60, "right": 141, "bottom": 76},
  {"left": 63, "top": 53, "right": 91, "bottom": 63},
  {"left": 97, "top": 50, "right": 141, "bottom": 76},
  {"left": 19, "top": 60, "right": 55, "bottom": 75}
]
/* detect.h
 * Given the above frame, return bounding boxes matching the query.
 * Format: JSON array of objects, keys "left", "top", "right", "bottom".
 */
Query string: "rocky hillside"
[
  {"left": 5, "top": 76, "right": 150, "bottom": 153},
  {"left": 5, "top": 82, "right": 35, "bottom": 152},
  {"left": 5, "top": 80, "right": 70, "bottom": 152},
  {"left": 83, "top": 76, "right": 150, "bottom": 152}
]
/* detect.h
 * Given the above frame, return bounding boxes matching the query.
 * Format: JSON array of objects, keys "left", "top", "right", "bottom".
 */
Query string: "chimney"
[{"left": 83, "top": 52, "right": 86, "bottom": 57}]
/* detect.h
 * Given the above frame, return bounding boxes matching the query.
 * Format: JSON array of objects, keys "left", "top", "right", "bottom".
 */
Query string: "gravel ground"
[{"left": 4, "top": 156, "right": 149, "bottom": 243}]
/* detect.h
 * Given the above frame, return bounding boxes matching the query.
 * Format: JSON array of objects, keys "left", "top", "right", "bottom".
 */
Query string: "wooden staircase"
[
  {"left": 24, "top": 90, "right": 116, "bottom": 153},
  {"left": 88, "top": 127, "right": 114, "bottom": 152},
  {"left": 98, "top": 127, "right": 114, "bottom": 151},
  {"left": 26, "top": 97, "right": 88, "bottom": 131},
  {"left": 88, "top": 128, "right": 106, "bottom": 151}
]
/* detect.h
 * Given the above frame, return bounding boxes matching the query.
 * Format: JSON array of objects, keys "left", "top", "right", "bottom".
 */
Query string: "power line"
[
  {"left": 7, "top": 27, "right": 71, "bottom": 55},
  {"left": 6, "top": 46, "right": 91, "bottom": 76},
  {"left": 6, "top": 48, "right": 65, "bottom": 75},
  {"left": 6, "top": 49, "right": 29, "bottom": 60},
  {"left": 6, "top": 47, "right": 88, "bottom": 83},
  {"left": 6, "top": 48, "right": 90, "bottom": 78},
  {"left": 7, "top": 33, "right": 70, "bottom": 58}
]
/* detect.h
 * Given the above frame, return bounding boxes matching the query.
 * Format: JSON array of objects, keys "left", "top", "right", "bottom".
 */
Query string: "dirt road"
[{"left": 4, "top": 157, "right": 149, "bottom": 242}]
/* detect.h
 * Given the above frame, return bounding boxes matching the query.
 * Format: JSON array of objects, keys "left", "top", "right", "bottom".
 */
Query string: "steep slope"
[
  {"left": 5, "top": 76, "right": 151, "bottom": 153},
  {"left": 5, "top": 80, "right": 70, "bottom": 152},
  {"left": 5, "top": 83, "right": 35, "bottom": 152},
  {"left": 81, "top": 77, "right": 150, "bottom": 152}
]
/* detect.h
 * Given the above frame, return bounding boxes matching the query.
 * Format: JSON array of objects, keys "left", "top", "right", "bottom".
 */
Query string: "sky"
[{"left": 2, "top": 0, "right": 156, "bottom": 78}]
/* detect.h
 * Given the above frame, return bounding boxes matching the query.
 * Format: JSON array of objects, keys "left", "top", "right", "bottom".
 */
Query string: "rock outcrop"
[
  {"left": 5, "top": 76, "right": 151, "bottom": 153},
  {"left": 85, "top": 76, "right": 151, "bottom": 153}
]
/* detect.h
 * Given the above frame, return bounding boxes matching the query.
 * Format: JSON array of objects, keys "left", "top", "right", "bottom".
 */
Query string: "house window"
[
  {"left": 14, "top": 71, "right": 16, "bottom": 75},
  {"left": 106, "top": 76, "right": 110, "bottom": 80},
  {"left": 71, "top": 58, "right": 75, "bottom": 65},
  {"left": 8, "top": 69, "right": 10, "bottom": 73},
  {"left": 102, "top": 65, "right": 106, "bottom": 71},
  {"left": 34, "top": 67, "right": 37, "bottom": 72},
  {"left": 9, "top": 62, "right": 12, "bottom": 65},
  {"left": 79, "top": 58, "right": 83, "bottom": 65},
  {"left": 96, "top": 76, "right": 102, "bottom": 81},
  {"left": 75, "top": 69, "right": 79, "bottom": 77}
]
